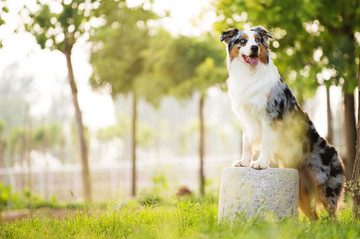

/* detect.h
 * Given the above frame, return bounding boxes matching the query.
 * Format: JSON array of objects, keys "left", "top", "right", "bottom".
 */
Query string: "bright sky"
[
  {"left": 151, "top": 0, "right": 217, "bottom": 36},
  {"left": 0, "top": 0, "right": 217, "bottom": 130}
]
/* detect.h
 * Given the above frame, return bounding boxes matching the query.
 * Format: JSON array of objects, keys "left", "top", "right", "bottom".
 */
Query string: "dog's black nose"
[{"left": 250, "top": 45, "right": 258, "bottom": 53}]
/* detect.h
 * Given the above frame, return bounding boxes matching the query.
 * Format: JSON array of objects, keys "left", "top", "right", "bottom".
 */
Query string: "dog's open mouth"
[{"left": 242, "top": 54, "right": 258, "bottom": 66}]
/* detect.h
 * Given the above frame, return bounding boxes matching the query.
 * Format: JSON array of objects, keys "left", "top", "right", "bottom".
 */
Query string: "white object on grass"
[{"left": 218, "top": 167, "right": 299, "bottom": 221}]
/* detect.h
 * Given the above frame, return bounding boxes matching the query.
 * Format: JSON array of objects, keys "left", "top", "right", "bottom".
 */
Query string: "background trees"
[{"left": 90, "top": 0, "right": 228, "bottom": 196}]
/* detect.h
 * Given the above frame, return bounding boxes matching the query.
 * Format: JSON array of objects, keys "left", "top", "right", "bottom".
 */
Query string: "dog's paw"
[
  {"left": 250, "top": 159, "right": 268, "bottom": 170},
  {"left": 231, "top": 159, "right": 250, "bottom": 167}
]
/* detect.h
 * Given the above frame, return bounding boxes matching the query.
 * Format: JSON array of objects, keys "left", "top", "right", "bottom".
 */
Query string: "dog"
[{"left": 220, "top": 26, "right": 344, "bottom": 220}]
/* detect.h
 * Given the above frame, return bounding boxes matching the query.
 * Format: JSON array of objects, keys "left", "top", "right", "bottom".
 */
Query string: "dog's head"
[{"left": 220, "top": 26, "right": 273, "bottom": 66}]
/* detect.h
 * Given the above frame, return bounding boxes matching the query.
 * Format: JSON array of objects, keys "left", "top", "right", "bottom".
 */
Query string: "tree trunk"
[
  {"left": 353, "top": 112, "right": 360, "bottom": 218},
  {"left": 64, "top": 47, "right": 92, "bottom": 201},
  {"left": 131, "top": 91, "right": 137, "bottom": 197},
  {"left": 344, "top": 93, "right": 357, "bottom": 181},
  {"left": 326, "top": 85, "right": 333, "bottom": 144},
  {"left": 352, "top": 54, "right": 360, "bottom": 218},
  {"left": 199, "top": 93, "right": 205, "bottom": 196}
]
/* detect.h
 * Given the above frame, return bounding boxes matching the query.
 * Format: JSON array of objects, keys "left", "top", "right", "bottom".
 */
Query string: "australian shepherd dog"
[{"left": 220, "top": 26, "right": 344, "bottom": 220}]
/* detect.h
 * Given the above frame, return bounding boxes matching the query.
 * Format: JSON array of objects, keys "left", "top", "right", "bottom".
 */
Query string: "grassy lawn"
[{"left": 1, "top": 197, "right": 360, "bottom": 239}]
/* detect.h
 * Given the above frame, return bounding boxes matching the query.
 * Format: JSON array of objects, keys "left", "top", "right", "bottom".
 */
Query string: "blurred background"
[{"left": 0, "top": 0, "right": 359, "bottom": 205}]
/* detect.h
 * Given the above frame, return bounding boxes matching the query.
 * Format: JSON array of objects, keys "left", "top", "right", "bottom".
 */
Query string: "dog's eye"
[
  {"left": 240, "top": 39, "right": 247, "bottom": 44},
  {"left": 255, "top": 38, "right": 260, "bottom": 43}
]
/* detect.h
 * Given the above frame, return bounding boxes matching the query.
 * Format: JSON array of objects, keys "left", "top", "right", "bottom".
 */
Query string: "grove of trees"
[
  {"left": 89, "top": 0, "right": 227, "bottom": 196},
  {"left": 0, "top": 0, "right": 359, "bottom": 216}
]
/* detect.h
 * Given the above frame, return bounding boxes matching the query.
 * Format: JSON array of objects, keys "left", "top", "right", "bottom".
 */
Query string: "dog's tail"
[{"left": 299, "top": 131, "right": 345, "bottom": 219}]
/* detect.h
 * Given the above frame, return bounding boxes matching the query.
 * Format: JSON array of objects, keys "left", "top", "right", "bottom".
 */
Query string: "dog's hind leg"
[
  {"left": 299, "top": 183, "right": 318, "bottom": 220},
  {"left": 317, "top": 185, "right": 337, "bottom": 221},
  {"left": 314, "top": 151, "right": 344, "bottom": 221},
  {"left": 299, "top": 169, "right": 318, "bottom": 220},
  {"left": 317, "top": 171, "right": 344, "bottom": 221}
]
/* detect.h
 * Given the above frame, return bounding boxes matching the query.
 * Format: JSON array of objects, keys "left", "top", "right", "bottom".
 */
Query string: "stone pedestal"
[{"left": 218, "top": 167, "right": 299, "bottom": 221}]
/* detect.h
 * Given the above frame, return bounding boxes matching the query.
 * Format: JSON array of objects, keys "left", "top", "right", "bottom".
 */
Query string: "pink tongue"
[{"left": 249, "top": 57, "right": 258, "bottom": 66}]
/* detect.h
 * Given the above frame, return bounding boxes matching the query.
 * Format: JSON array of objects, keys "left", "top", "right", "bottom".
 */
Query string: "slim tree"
[
  {"left": 89, "top": 0, "right": 157, "bottom": 197},
  {"left": 351, "top": 53, "right": 360, "bottom": 218},
  {"left": 23, "top": 0, "right": 99, "bottom": 201},
  {"left": 325, "top": 85, "right": 333, "bottom": 144},
  {"left": 189, "top": 59, "right": 227, "bottom": 196},
  {"left": 166, "top": 35, "right": 227, "bottom": 195}
]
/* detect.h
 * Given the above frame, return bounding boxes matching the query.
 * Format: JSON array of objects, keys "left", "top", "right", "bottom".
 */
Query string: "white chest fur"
[{"left": 227, "top": 59, "right": 280, "bottom": 118}]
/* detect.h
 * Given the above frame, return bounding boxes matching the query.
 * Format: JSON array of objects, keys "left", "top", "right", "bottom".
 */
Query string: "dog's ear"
[
  {"left": 250, "top": 26, "right": 273, "bottom": 40},
  {"left": 220, "top": 28, "right": 239, "bottom": 43}
]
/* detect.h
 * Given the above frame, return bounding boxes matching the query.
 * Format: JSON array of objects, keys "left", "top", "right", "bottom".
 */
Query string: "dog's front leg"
[
  {"left": 232, "top": 130, "right": 252, "bottom": 167},
  {"left": 250, "top": 121, "right": 275, "bottom": 169}
]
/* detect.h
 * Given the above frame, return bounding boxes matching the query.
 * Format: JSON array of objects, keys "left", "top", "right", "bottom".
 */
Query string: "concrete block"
[{"left": 218, "top": 167, "right": 299, "bottom": 221}]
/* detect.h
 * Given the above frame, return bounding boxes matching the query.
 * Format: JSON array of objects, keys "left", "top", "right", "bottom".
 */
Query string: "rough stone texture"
[{"left": 218, "top": 167, "right": 299, "bottom": 221}]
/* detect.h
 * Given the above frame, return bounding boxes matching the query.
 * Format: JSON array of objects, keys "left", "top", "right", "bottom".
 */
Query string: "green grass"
[{"left": 1, "top": 198, "right": 360, "bottom": 239}]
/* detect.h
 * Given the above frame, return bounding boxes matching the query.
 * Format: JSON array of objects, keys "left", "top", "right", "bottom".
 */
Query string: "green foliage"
[
  {"left": 90, "top": 0, "right": 158, "bottom": 100},
  {"left": 0, "top": 183, "right": 19, "bottom": 211},
  {"left": 24, "top": 0, "right": 99, "bottom": 52},
  {"left": 138, "top": 190, "right": 162, "bottom": 207},
  {"left": 137, "top": 171, "right": 169, "bottom": 206},
  {"left": 170, "top": 55, "right": 227, "bottom": 97},
  {"left": 178, "top": 119, "right": 200, "bottom": 154},
  {"left": 0, "top": 183, "right": 95, "bottom": 212},
  {"left": 90, "top": 4, "right": 227, "bottom": 103},
  {"left": 7, "top": 126, "right": 26, "bottom": 163},
  {"left": 0, "top": 119, "right": 5, "bottom": 134},
  {"left": 152, "top": 32, "right": 227, "bottom": 99},
  {"left": 213, "top": 0, "right": 360, "bottom": 98},
  {"left": 96, "top": 114, "right": 154, "bottom": 147},
  {"left": 0, "top": 184, "right": 53, "bottom": 211},
  {"left": 96, "top": 114, "right": 130, "bottom": 142},
  {"left": 31, "top": 123, "right": 63, "bottom": 151},
  {"left": 0, "top": 2, "right": 9, "bottom": 47},
  {"left": 136, "top": 121, "right": 154, "bottom": 146},
  {"left": 0, "top": 5, "right": 8, "bottom": 26}
]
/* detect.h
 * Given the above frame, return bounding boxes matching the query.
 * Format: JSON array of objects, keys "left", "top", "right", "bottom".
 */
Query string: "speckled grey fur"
[
  {"left": 265, "top": 79, "right": 297, "bottom": 121},
  {"left": 266, "top": 79, "right": 344, "bottom": 214}
]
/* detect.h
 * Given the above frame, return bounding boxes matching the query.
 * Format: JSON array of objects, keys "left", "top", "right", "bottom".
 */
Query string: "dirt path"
[{"left": 1, "top": 208, "right": 83, "bottom": 222}]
